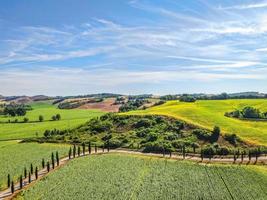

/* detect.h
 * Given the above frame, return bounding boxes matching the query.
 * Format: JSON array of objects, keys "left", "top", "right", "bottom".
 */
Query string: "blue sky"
[{"left": 1, "top": 0, "right": 267, "bottom": 96}]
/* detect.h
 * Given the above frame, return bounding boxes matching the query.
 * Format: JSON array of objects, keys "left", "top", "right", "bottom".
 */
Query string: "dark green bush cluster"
[
  {"left": 225, "top": 106, "right": 267, "bottom": 119},
  {"left": 179, "top": 95, "right": 196, "bottom": 103},
  {"left": 2, "top": 104, "right": 32, "bottom": 116},
  {"left": 119, "top": 99, "right": 149, "bottom": 112}
]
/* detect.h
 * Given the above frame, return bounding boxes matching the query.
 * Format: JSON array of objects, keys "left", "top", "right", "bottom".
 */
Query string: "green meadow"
[
  {"left": 0, "top": 101, "right": 104, "bottom": 140},
  {"left": 18, "top": 154, "right": 267, "bottom": 200},
  {"left": 127, "top": 99, "right": 267, "bottom": 146},
  {"left": 0, "top": 140, "right": 70, "bottom": 190}
]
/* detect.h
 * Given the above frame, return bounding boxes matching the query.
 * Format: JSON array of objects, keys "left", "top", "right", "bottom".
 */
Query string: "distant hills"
[{"left": 0, "top": 92, "right": 266, "bottom": 104}]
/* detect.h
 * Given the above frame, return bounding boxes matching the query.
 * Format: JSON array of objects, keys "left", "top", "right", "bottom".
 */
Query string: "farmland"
[
  {"left": 0, "top": 101, "right": 104, "bottom": 140},
  {"left": 127, "top": 99, "right": 267, "bottom": 146},
  {"left": 18, "top": 154, "right": 267, "bottom": 200},
  {"left": 0, "top": 140, "right": 70, "bottom": 190}
]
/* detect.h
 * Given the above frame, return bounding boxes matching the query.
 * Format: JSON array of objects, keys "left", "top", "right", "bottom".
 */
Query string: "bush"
[
  {"left": 210, "top": 126, "right": 220, "bottom": 143},
  {"left": 192, "top": 129, "right": 210, "bottom": 141},
  {"left": 133, "top": 118, "right": 152, "bottom": 128},
  {"left": 224, "top": 134, "right": 238, "bottom": 145}
]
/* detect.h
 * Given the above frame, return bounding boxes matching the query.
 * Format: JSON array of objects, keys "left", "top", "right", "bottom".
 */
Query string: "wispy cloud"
[{"left": 222, "top": 1, "right": 267, "bottom": 10}]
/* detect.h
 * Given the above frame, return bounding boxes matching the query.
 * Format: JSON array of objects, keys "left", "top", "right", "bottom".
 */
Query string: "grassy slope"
[
  {"left": 18, "top": 154, "right": 267, "bottom": 200},
  {"left": 0, "top": 141, "right": 70, "bottom": 190},
  {"left": 126, "top": 99, "right": 267, "bottom": 146},
  {"left": 0, "top": 101, "right": 104, "bottom": 140}
]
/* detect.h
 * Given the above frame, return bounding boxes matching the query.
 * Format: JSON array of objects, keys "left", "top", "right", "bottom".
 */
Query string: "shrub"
[{"left": 192, "top": 129, "right": 210, "bottom": 141}]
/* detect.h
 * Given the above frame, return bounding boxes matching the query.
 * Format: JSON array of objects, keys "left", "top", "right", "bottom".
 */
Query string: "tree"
[
  {"left": 7, "top": 174, "right": 10, "bottom": 187},
  {"left": 56, "top": 151, "right": 59, "bottom": 166},
  {"left": 23, "top": 117, "right": 29, "bottom": 123},
  {"left": 56, "top": 114, "right": 61, "bottom": 120},
  {"left": 95, "top": 144, "right": 97, "bottom": 153},
  {"left": 20, "top": 175, "right": 23, "bottom": 189},
  {"left": 24, "top": 167, "right": 27, "bottom": 179},
  {"left": 51, "top": 115, "right": 57, "bottom": 121},
  {"left": 39, "top": 115, "right": 44, "bottom": 122},
  {"left": 51, "top": 152, "right": 55, "bottom": 169},
  {"left": 73, "top": 145, "right": 76, "bottom": 158},
  {"left": 210, "top": 126, "right": 220, "bottom": 143},
  {"left": 30, "top": 163, "right": 33, "bottom": 174},
  {"left": 11, "top": 181, "right": 14, "bottom": 193},
  {"left": 28, "top": 172, "right": 31, "bottom": 183},
  {"left": 35, "top": 167, "right": 38, "bottom": 179},
  {"left": 69, "top": 147, "right": 72, "bottom": 159},
  {"left": 47, "top": 161, "right": 50, "bottom": 172},
  {"left": 42, "top": 158, "right": 45, "bottom": 168}
]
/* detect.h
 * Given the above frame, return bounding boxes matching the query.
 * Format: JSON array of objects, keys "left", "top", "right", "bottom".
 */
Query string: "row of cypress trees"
[
  {"left": 7, "top": 151, "right": 60, "bottom": 194},
  {"left": 68, "top": 142, "right": 110, "bottom": 159}
]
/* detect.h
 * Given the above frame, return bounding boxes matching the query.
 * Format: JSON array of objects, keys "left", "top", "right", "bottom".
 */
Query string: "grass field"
[
  {"left": 18, "top": 154, "right": 267, "bottom": 200},
  {"left": 0, "top": 140, "right": 70, "bottom": 190},
  {"left": 0, "top": 101, "right": 104, "bottom": 140},
  {"left": 127, "top": 99, "right": 267, "bottom": 146}
]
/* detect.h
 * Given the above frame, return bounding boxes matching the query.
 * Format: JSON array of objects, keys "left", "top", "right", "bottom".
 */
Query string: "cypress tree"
[
  {"left": 42, "top": 158, "right": 45, "bottom": 168},
  {"left": 201, "top": 149, "right": 204, "bottom": 161},
  {"left": 30, "top": 163, "right": 33, "bottom": 174},
  {"left": 73, "top": 145, "right": 76, "bottom": 158},
  {"left": 20, "top": 175, "right": 23, "bottom": 189},
  {"left": 35, "top": 167, "right": 38, "bottom": 180},
  {"left": 51, "top": 152, "right": 55, "bottom": 169},
  {"left": 56, "top": 151, "right": 59, "bottom": 166},
  {"left": 69, "top": 147, "right": 72, "bottom": 159},
  {"left": 28, "top": 172, "right": 31, "bottom": 183},
  {"left": 82, "top": 143, "right": 85, "bottom": 155},
  {"left": 248, "top": 150, "right": 252, "bottom": 161},
  {"left": 95, "top": 144, "right": 97, "bottom": 153},
  {"left": 107, "top": 140, "right": 110, "bottom": 152},
  {"left": 47, "top": 161, "right": 50, "bottom": 172},
  {"left": 88, "top": 142, "right": 91, "bottom": 154},
  {"left": 78, "top": 146, "right": 81, "bottom": 156},
  {"left": 7, "top": 174, "right": 10, "bottom": 187},
  {"left": 24, "top": 167, "right": 27, "bottom": 179},
  {"left": 241, "top": 151, "right": 244, "bottom": 162},
  {"left": 11, "top": 181, "right": 14, "bottom": 193}
]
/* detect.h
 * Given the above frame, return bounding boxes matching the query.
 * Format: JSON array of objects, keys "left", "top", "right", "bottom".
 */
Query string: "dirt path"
[{"left": 0, "top": 149, "right": 266, "bottom": 200}]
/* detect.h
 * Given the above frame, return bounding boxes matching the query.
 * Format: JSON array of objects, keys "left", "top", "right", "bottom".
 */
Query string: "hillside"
[{"left": 126, "top": 99, "right": 267, "bottom": 146}]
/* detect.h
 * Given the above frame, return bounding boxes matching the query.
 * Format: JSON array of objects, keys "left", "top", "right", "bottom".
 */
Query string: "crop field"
[
  {"left": 127, "top": 99, "right": 267, "bottom": 146},
  {"left": 0, "top": 140, "right": 70, "bottom": 190},
  {"left": 18, "top": 154, "right": 267, "bottom": 200},
  {"left": 0, "top": 101, "right": 104, "bottom": 140}
]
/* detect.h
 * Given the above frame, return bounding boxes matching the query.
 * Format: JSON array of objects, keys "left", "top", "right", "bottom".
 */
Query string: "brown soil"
[{"left": 78, "top": 98, "right": 121, "bottom": 112}]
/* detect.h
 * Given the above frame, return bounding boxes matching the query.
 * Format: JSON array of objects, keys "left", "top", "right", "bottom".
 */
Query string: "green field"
[
  {"left": 127, "top": 99, "right": 267, "bottom": 146},
  {"left": 18, "top": 154, "right": 267, "bottom": 200},
  {"left": 0, "top": 101, "right": 104, "bottom": 140},
  {"left": 0, "top": 140, "right": 70, "bottom": 190}
]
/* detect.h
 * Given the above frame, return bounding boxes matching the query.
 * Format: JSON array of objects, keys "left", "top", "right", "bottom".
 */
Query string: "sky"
[{"left": 1, "top": 0, "right": 267, "bottom": 96}]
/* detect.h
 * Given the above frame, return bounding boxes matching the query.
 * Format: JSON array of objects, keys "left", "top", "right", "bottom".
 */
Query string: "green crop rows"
[
  {"left": 0, "top": 141, "right": 70, "bottom": 190},
  {"left": 18, "top": 154, "right": 267, "bottom": 200}
]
